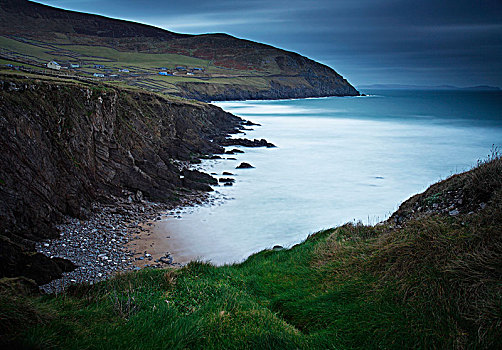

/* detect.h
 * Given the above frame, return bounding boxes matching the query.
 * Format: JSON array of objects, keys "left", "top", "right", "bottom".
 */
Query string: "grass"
[
  {"left": 1, "top": 158, "right": 500, "bottom": 349},
  {"left": 0, "top": 35, "right": 294, "bottom": 97}
]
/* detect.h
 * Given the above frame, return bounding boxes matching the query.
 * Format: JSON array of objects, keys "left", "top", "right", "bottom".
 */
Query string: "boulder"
[{"left": 236, "top": 162, "right": 254, "bottom": 169}]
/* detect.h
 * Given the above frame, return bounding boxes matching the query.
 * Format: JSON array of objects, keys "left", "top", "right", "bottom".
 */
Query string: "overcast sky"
[{"left": 35, "top": 0, "right": 502, "bottom": 87}]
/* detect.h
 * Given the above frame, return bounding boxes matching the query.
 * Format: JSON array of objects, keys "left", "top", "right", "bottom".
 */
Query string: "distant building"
[
  {"left": 70, "top": 63, "right": 80, "bottom": 68},
  {"left": 119, "top": 68, "right": 129, "bottom": 73},
  {"left": 158, "top": 71, "right": 168, "bottom": 76},
  {"left": 93, "top": 73, "right": 105, "bottom": 78},
  {"left": 192, "top": 67, "right": 203, "bottom": 71},
  {"left": 187, "top": 72, "right": 194, "bottom": 75},
  {"left": 159, "top": 67, "right": 168, "bottom": 70},
  {"left": 109, "top": 74, "right": 118, "bottom": 77},
  {"left": 94, "top": 64, "right": 105, "bottom": 69},
  {"left": 47, "top": 61, "right": 61, "bottom": 70},
  {"left": 175, "top": 66, "right": 186, "bottom": 71}
]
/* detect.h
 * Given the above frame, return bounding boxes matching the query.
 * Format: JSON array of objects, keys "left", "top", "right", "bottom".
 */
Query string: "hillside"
[
  {"left": 1, "top": 152, "right": 500, "bottom": 348},
  {"left": 0, "top": 0, "right": 359, "bottom": 101}
]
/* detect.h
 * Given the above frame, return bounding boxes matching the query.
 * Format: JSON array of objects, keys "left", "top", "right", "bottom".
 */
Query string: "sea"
[{"left": 154, "top": 90, "right": 502, "bottom": 265}]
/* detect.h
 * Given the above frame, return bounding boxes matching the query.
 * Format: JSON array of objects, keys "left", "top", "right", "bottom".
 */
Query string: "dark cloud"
[{"left": 35, "top": 0, "right": 502, "bottom": 86}]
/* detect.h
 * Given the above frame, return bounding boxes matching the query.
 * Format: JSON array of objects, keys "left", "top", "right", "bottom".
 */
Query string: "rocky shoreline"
[
  {"left": 35, "top": 191, "right": 206, "bottom": 293},
  {"left": 35, "top": 142, "right": 271, "bottom": 294}
]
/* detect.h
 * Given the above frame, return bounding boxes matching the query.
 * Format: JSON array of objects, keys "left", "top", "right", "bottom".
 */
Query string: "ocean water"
[{"left": 155, "top": 90, "right": 502, "bottom": 265}]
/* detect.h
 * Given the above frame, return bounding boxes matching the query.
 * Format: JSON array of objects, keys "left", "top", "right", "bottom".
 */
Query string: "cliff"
[{"left": 0, "top": 74, "right": 242, "bottom": 283}]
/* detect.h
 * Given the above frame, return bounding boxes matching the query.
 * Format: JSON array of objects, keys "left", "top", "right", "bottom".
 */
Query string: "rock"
[
  {"left": 225, "top": 149, "right": 244, "bottom": 154},
  {"left": 215, "top": 137, "right": 276, "bottom": 148},
  {"left": 236, "top": 162, "right": 254, "bottom": 169},
  {"left": 479, "top": 202, "right": 486, "bottom": 209},
  {"left": 222, "top": 172, "right": 234, "bottom": 176},
  {"left": 219, "top": 178, "right": 235, "bottom": 183}
]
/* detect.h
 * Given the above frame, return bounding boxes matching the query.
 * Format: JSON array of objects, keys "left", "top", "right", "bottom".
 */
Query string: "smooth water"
[{"left": 156, "top": 90, "right": 502, "bottom": 265}]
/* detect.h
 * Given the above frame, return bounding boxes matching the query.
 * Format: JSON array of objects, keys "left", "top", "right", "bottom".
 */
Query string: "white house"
[{"left": 47, "top": 61, "right": 61, "bottom": 70}]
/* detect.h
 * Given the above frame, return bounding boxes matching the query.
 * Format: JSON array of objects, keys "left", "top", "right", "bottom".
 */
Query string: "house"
[
  {"left": 70, "top": 63, "right": 80, "bottom": 68},
  {"left": 47, "top": 61, "right": 61, "bottom": 70},
  {"left": 159, "top": 67, "right": 168, "bottom": 70},
  {"left": 158, "top": 71, "right": 168, "bottom": 76},
  {"left": 192, "top": 67, "right": 203, "bottom": 71},
  {"left": 187, "top": 72, "right": 194, "bottom": 76},
  {"left": 119, "top": 68, "right": 129, "bottom": 73},
  {"left": 94, "top": 64, "right": 105, "bottom": 69},
  {"left": 93, "top": 73, "right": 105, "bottom": 78},
  {"left": 175, "top": 66, "right": 186, "bottom": 71}
]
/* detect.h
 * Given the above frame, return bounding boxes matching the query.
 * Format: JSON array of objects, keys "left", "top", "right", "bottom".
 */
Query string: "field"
[{"left": 0, "top": 35, "right": 278, "bottom": 96}]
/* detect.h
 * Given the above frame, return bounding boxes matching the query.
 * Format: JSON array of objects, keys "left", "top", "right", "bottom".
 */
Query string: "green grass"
[
  {"left": 1, "top": 158, "right": 500, "bottom": 349},
  {"left": 0, "top": 35, "right": 283, "bottom": 96}
]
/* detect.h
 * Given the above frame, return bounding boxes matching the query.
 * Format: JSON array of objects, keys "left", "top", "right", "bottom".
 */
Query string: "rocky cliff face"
[
  {"left": 0, "top": 76, "right": 242, "bottom": 283},
  {"left": 176, "top": 77, "right": 358, "bottom": 102}
]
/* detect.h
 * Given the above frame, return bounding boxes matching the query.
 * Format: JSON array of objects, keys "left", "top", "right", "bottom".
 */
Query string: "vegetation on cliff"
[{"left": 1, "top": 155, "right": 500, "bottom": 349}]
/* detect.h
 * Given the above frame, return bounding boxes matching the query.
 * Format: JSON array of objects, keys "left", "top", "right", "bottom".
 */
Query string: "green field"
[{"left": 0, "top": 35, "right": 276, "bottom": 96}]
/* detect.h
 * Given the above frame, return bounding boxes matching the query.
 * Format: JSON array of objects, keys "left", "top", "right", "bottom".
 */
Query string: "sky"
[{"left": 34, "top": 0, "right": 502, "bottom": 87}]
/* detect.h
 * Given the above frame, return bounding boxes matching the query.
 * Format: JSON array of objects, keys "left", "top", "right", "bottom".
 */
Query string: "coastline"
[
  {"left": 36, "top": 191, "right": 206, "bottom": 293},
  {"left": 35, "top": 114, "right": 269, "bottom": 293}
]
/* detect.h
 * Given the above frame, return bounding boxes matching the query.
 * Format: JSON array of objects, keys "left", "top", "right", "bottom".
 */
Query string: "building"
[
  {"left": 93, "top": 73, "right": 105, "bottom": 78},
  {"left": 158, "top": 71, "right": 169, "bottom": 76},
  {"left": 192, "top": 67, "right": 204, "bottom": 71},
  {"left": 175, "top": 66, "right": 186, "bottom": 71},
  {"left": 94, "top": 64, "right": 105, "bottom": 69},
  {"left": 119, "top": 68, "right": 129, "bottom": 73},
  {"left": 159, "top": 67, "right": 168, "bottom": 70},
  {"left": 47, "top": 61, "right": 61, "bottom": 70},
  {"left": 70, "top": 63, "right": 80, "bottom": 68}
]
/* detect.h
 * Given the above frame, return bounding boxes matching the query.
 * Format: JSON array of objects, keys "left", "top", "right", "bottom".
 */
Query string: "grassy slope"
[
  {"left": 0, "top": 35, "right": 279, "bottom": 95},
  {"left": 1, "top": 158, "right": 501, "bottom": 349}
]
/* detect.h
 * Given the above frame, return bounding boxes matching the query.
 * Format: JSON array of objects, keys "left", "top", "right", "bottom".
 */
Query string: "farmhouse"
[{"left": 47, "top": 61, "right": 61, "bottom": 70}]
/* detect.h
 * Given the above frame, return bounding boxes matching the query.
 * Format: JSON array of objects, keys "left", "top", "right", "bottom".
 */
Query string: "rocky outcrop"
[
  {"left": 0, "top": 76, "right": 242, "bottom": 283},
  {"left": 215, "top": 137, "right": 276, "bottom": 148}
]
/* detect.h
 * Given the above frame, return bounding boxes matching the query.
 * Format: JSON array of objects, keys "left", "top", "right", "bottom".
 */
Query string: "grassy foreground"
[{"left": 1, "top": 157, "right": 501, "bottom": 349}]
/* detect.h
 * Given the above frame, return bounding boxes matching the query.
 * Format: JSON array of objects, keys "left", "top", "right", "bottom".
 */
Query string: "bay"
[{"left": 155, "top": 90, "right": 502, "bottom": 265}]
